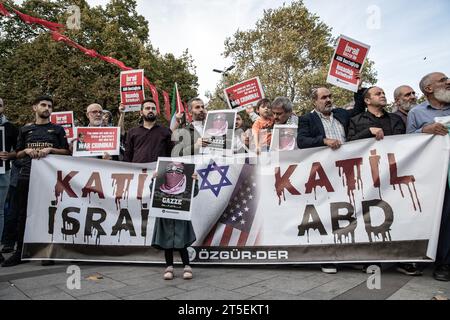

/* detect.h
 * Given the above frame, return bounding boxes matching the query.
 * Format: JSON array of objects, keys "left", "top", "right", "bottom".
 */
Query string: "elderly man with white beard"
[
  {"left": 407, "top": 72, "right": 450, "bottom": 282},
  {"left": 393, "top": 85, "right": 418, "bottom": 126},
  {"left": 407, "top": 72, "right": 450, "bottom": 134}
]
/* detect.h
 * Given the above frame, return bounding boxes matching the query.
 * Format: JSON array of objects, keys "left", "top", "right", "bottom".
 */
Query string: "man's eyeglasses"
[{"left": 89, "top": 110, "right": 102, "bottom": 115}]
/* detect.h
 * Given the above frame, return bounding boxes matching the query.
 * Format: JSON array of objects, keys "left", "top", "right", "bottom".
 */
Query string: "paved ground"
[{"left": 0, "top": 255, "right": 449, "bottom": 300}]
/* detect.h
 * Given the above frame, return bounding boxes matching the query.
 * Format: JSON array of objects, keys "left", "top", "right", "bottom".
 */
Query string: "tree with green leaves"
[
  {"left": 209, "top": 0, "right": 377, "bottom": 114},
  {"left": 0, "top": 0, "right": 198, "bottom": 129}
]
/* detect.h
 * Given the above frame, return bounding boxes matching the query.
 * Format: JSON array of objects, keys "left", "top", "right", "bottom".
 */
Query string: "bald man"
[{"left": 393, "top": 85, "right": 417, "bottom": 126}]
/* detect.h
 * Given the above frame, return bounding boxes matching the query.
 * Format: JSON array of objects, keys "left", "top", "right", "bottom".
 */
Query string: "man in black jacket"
[
  {"left": 347, "top": 86, "right": 421, "bottom": 276},
  {"left": 347, "top": 86, "right": 405, "bottom": 141},
  {"left": 297, "top": 86, "right": 366, "bottom": 150}
]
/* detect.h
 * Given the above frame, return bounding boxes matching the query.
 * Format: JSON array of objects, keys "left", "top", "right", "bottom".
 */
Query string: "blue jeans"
[{"left": 0, "top": 170, "right": 11, "bottom": 242}]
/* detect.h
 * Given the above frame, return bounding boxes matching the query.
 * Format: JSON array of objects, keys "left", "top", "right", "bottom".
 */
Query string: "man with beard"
[
  {"left": 347, "top": 86, "right": 405, "bottom": 141},
  {"left": 2, "top": 96, "right": 70, "bottom": 267},
  {"left": 407, "top": 72, "right": 450, "bottom": 134},
  {"left": 124, "top": 99, "right": 174, "bottom": 163},
  {"left": 393, "top": 85, "right": 417, "bottom": 126},
  {"left": 86, "top": 103, "right": 104, "bottom": 127},
  {"left": 74, "top": 103, "right": 114, "bottom": 160},
  {"left": 407, "top": 72, "right": 450, "bottom": 282},
  {"left": 298, "top": 85, "right": 365, "bottom": 275},
  {"left": 172, "top": 98, "right": 210, "bottom": 156},
  {"left": 298, "top": 87, "right": 366, "bottom": 150}
]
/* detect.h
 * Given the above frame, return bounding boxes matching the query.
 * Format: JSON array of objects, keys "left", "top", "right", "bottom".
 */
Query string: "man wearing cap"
[{"left": 2, "top": 96, "right": 70, "bottom": 267}]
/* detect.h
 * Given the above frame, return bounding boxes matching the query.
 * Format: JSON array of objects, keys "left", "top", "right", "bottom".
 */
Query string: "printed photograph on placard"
[
  {"left": 270, "top": 125, "right": 298, "bottom": 152},
  {"left": 72, "top": 127, "right": 120, "bottom": 157},
  {"left": 150, "top": 158, "right": 196, "bottom": 221},
  {"left": 202, "top": 110, "right": 236, "bottom": 155}
]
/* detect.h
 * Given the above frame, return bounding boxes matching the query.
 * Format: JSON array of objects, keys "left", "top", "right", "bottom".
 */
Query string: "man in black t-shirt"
[{"left": 2, "top": 96, "right": 70, "bottom": 267}]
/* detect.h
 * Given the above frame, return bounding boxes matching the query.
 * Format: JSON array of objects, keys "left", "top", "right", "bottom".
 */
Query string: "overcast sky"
[{"left": 14, "top": 0, "right": 450, "bottom": 103}]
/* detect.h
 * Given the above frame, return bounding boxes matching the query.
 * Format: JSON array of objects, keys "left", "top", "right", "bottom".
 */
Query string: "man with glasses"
[
  {"left": 393, "top": 85, "right": 418, "bottom": 126},
  {"left": 2, "top": 96, "right": 70, "bottom": 267},
  {"left": 75, "top": 103, "right": 114, "bottom": 160},
  {"left": 86, "top": 103, "right": 104, "bottom": 127},
  {"left": 123, "top": 99, "right": 173, "bottom": 163}
]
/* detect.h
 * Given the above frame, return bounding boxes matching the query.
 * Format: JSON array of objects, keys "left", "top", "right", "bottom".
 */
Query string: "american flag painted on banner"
[{"left": 202, "top": 164, "right": 262, "bottom": 247}]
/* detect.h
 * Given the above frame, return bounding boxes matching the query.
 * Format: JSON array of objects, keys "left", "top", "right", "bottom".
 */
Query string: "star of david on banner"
[{"left": 198, "top": 162, "right": 233, "bottom": 197}]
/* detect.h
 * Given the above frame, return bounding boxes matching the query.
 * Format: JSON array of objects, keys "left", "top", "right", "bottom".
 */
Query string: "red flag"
[
  {"left": 175, "top": 83, "right": 185, "bottom": 113},
  {"left": 0, "top": 3, "right": 11, "bottom": 16},
  {"left": 13, "top": 8, "right": 64, "bottom": 31},
  {"left": 183, "top": 101, "right": 192, "bottom": 123},
  {"left": 51, "top": 31, "right": 98, "bottom": 58},
  {"left": 98, "top": 56, "right": 132, "bottom": 71},
  {"left": 143, "top": 77, "right": 151, "bottom": 89},
  {"left": 148, "top": 83, "right": 160, "bottom": 115},
  {"left": 162, "top": 90, "right": 171, "bottom": 121}
]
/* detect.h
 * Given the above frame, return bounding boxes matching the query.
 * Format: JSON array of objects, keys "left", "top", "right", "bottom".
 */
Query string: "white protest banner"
[
  {"left": 435, "top": 117, "right": 450, "bottom": 188},
  {"left": 50, "top": 111, "right": 74, "bottom": 140},
  {"left": 202, "top": 110, "right": 236, "bottom": 156},
  {"left": 22, "top": 155, "right": 241, "bottom": 262},
  {"left": 0, "top": 127, "right": 5, "bottom": 174},
  {"left": 120, "top": 69, "right": 145, "bottom": 112},
  {"left": 270, "top": 125, "right": 298, "bottom": 152},
  {"left": 73, "top": 127, "right": 120, "bottom": 157},
  {"left": 435, "top": 116, "right": 450, "bottom": 126},
  {"left": 224, "top": 77, "right": 265, "bottom": 111},
  {"left": 150, "top": 158, "right": 196, "bottom": 221},
  {"left": 326, "top": 35, "right": 370, "bottom": 92},
  {"left": 23, "top": 135, "right": 449, "bottom": 264}
]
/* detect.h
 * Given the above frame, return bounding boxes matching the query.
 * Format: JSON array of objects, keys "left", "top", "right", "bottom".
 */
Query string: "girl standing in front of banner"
[{"left": 151, "top": 163, "right": 199, "bottom": 280}]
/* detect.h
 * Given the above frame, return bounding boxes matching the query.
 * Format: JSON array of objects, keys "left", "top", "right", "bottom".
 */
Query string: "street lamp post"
[
  {"left": 213, "top": 65, "right": 235, "bottom": 86},
  {"left": 212, "top": 65, "right": 235, "bottom": 106}
]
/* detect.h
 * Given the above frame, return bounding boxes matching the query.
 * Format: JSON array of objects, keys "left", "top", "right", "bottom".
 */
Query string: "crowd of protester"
[{"left": 0, "top": 71, "right": 449, "bottom": 282}]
